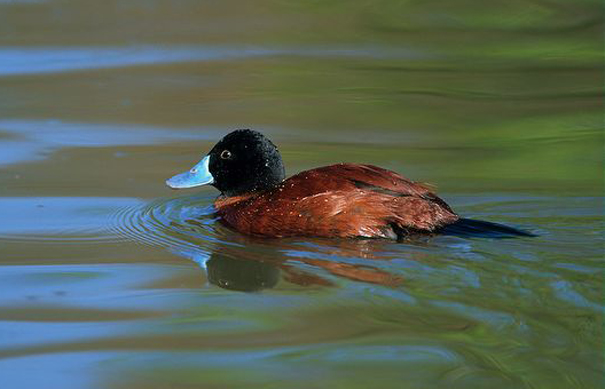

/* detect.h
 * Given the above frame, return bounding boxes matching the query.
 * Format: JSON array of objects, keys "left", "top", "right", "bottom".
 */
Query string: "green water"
[{"left": 0, "top": 1, "right": 603, "bottom": 388}]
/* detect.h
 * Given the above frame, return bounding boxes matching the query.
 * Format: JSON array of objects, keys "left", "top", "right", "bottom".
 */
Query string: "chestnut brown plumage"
[{"left": 214, "top": 163, "right": 458, "bottom": 238}]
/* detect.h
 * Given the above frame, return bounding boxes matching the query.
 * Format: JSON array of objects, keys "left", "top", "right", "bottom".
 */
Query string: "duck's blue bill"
[{"left": 166, "top": 155, "right": 214, "bottom": 189}]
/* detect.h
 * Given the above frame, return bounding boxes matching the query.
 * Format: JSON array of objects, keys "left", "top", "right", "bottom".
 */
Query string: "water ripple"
[
  {"left": 108, "top": 194, "right": 224, "bottom": 253},
  {"left": 0, "top": 197, "right": 141, "bottom": 244}
]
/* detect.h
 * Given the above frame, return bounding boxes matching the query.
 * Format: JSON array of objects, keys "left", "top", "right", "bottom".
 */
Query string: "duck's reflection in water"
[
  {"left": 171, "top": 235, "right": 404, "bottom": 292},
  {"left": 206, "top": 250, "right": 280, "bottom": 292}
]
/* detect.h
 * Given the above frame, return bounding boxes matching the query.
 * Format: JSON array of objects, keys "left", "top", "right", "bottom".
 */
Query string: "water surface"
[{"left": 0, "top": 0, "right": 603, "bottom": 388}]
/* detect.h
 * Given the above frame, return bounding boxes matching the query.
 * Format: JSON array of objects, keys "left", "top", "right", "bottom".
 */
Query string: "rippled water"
[{"left": 0, "top": 0, "right": 603, "bottom": 388}]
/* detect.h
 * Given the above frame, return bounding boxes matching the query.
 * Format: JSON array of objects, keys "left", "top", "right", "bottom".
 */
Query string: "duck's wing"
[
  {"left": 294, "top": 163, "right": 454, "bottom": 210},
  {"left": 329, "top": 163, "right": 436, "bottom": 195}
]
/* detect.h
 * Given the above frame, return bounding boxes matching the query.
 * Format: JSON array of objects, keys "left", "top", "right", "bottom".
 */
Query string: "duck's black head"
[{"left": 166, "top": 129, "right": 285, "bottom": 197}]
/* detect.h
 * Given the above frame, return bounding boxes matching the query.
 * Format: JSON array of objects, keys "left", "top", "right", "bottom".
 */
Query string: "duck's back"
[{"left": 214, "top": 163, "right": 459, "bottom": 239}]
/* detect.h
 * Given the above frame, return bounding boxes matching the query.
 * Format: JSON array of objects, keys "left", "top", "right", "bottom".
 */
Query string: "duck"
[{"left": 166, "top": 129, "right": 534, "bottom": 239}]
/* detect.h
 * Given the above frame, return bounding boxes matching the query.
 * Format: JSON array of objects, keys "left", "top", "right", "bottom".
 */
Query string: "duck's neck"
[
  {"left": 219, "top": 177, "right": 283, "bottom": 197},
  {"left": 214, "top": 192, "right": 258, "bottom": 210}
]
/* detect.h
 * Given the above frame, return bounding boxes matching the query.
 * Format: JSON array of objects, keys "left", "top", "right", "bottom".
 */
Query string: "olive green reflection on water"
[{"left": 0, "top": 0, "right": 603, "bottom": 388}]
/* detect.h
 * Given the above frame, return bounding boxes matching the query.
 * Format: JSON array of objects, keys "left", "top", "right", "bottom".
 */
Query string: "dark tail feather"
[{"left": 440, "top": 218, "right": 536, "bottom": 238}]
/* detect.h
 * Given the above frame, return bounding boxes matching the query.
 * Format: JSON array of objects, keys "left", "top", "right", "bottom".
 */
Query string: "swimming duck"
[{"left": 166, "top": 129, "right": 533, "bottom": 239}]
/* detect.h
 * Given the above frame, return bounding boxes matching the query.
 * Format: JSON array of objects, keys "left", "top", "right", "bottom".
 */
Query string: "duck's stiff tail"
[{"left": 440, "top": 218, "right": 536, "bottom": 238}]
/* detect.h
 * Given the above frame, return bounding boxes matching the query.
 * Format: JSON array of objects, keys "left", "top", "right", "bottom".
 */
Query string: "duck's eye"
[{"left": 220, "top": 150, "right": 232, "bottom": 160}]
